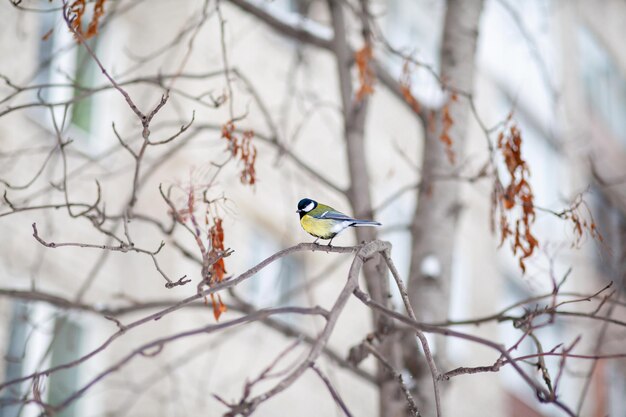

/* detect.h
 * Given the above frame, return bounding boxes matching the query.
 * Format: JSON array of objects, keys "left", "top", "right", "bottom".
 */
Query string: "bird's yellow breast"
[{"left": 300, "top": 215, "right": 337, "bottom": 239}]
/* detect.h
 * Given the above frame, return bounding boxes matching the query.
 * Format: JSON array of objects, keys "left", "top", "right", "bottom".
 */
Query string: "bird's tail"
[{"left": 350, "top": 219, "right": 382, "bottom": 227}]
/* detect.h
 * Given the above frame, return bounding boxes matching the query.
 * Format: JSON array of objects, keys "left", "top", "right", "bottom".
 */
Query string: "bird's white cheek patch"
[{"left": 303, "top": 202, "right": 315, "bottom": 212}]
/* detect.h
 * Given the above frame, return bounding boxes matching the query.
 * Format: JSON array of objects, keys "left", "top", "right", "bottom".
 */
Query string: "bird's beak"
[{"left": 296, "top": 209, "right": 302, "bottom": 213}]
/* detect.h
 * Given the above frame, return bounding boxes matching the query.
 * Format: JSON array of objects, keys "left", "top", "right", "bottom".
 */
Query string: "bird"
[{"left": 296, "top": 198, "right": 381, "bottom": 245}]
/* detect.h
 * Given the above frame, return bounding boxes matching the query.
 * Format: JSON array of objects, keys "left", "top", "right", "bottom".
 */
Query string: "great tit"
[{"left": 296, "top": 198, "right": 381, "bottom": 245}]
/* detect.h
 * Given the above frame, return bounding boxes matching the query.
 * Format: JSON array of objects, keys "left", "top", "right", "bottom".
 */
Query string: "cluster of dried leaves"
[
  {"left": 208, "top": 218, "right": 228, "bottom": 320},
  {"left": 221, "top": 121, "right": 257, "bottom": 186},
  {"left": 68, "top": 0, "right": 106, "bottom": 40},
  {"left": 438, "top": 95, "right": 457, "bottom": 164},
  {"left": 355, "top": 44, "right": 375, "bottom": 101},
  {"left": 398, "top": 61, "right": 456, "bottom": 164},
  {"left": 399, "top": 61, "right": 421, "bottom": 114},
  {"left": 492, "top": 123, "right": 539, "bottom": 273},
  {"left": 555, "top": 194, "right": 603, "bottom": 248},
  {"left": 176, "top": 190, "right": 229, "bottom": 320}
]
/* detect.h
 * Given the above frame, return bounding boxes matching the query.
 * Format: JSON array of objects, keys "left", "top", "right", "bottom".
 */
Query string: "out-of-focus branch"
[
  {"left": 326, "top": 2, "right": 410, "bottom": 416},
  {"left": 311, "top": 363, "right": 355, "bottom": 417},
  {"left": 62, "top": 0, "right": 165, "bottom": 127},
  {"left": 382, "top": 249, "right": 440, "bottom": 417},
  {"left": 352, "top": 288, "right": 578, "bottom": 417},
  {"left": 227, "top": 0, "right": 333, "bottom": 49},
  {"left": 495, "top": 0, "right": 557, "bottom": 99},
  {"left": 404, "top": 1, "right": 485, "bottom": 414},
  {"left": 220, "top": 240, "right": 391, "bottom": 416},
  {"left": 0, "top": 242, "right": 360, "bottom": 393},
  {"left": 0, "top": 285, "right": 377, "bottom": 384},
  {"left": 361, "top": 341, "right": 421, "bottom": 417},
  {"left": 228, "top": 289, "right": 377, "bottom": 384},
  {"left": 226, "top": 0, "right": 428, "bottom": 122},
  {"left": 50, "top": 306, "right": 328, "bottom": 415}
]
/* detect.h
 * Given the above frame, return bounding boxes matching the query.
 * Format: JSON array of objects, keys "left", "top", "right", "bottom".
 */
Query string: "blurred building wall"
[{"left": 0, "top": 1, "right": 625, "bottom": 416}]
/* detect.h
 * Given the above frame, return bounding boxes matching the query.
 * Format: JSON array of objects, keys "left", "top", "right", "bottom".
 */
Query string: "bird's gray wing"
[
  {"left": 316, "top": 210, "right": 381, "bottom": 226},
  {"left": 313, "top": 210, "right": 355, "bottom": 221}
]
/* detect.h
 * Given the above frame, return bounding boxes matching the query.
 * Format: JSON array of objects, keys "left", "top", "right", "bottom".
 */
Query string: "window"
[
  {"left": 69, "top": 40, "right": 97, "bottom": 133},
  {"left": 590, "top": 186, "right": 625, "bottom": 280},
  {"left": 578, "top": 26, "right": 626, "bottom": 146},
  {"left": 273, "top": 0, "right": 310, "bottom": 15},
  {"left": 384, "top": 0, "right": 443, "bottom": 67},
  {"left": 607, "top": 363, "right": 626, "bottom": 417},
  {"left": 382, "top": 0, "right": 445, "bottom": 106},
  {"left": 46, "top": 319, "right": 83, "bottom": 417},
  {"left": 35, "top": 9, "right": 97, "bottom": 138},
  {"left": 240, "top": 229, "right": 306, "bottom": 318},
  {"left": 1, "top": 302, "right": 83, "bottom": 417},
  {"left": 0, "top": 302, "right": 30, "bottom": 417}
]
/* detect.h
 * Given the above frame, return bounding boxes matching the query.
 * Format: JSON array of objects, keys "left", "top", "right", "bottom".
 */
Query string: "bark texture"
[
  {"left": 405, "top": 1, "right": 485, "bottom": 415},
  {"left": 327, "top": 2, "right": 407, "bottom": 417},
  {"left": 324, "top": 1, "right": 484, "bottom": 415}
]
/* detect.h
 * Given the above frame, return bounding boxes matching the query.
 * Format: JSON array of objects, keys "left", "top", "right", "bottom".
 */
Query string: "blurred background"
[{"left": 1, "top": 0, "right": 625, "bottom": 416}]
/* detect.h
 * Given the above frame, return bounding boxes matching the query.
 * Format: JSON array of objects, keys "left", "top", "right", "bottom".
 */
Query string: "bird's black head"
[{"left": 296, "top": 198, "right": 317, "bottom": 218}]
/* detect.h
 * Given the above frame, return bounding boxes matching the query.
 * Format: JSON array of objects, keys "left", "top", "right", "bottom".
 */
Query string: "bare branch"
[{"left": 311, "top": 364, "right": 355, "bottom": 417}]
